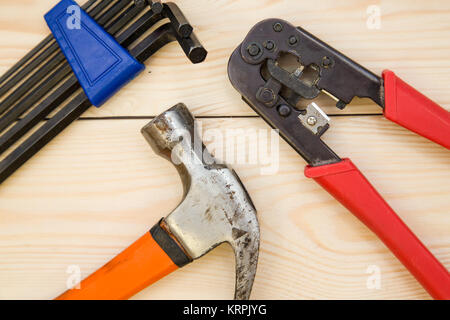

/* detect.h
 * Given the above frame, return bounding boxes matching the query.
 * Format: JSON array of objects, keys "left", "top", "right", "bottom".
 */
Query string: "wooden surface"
[{"left": 0, "top": 0, "right": 449, "bottom": 300}]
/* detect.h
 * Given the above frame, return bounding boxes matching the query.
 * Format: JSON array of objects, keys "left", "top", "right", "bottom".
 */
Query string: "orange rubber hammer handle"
[{"left": 56, "top": 223, "right": 191, "bottom": 300}]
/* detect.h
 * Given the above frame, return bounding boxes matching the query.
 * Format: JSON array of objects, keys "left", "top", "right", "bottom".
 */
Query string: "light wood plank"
[
  {"left": 0, "top": 117, "right": 448, "bottom": 300},
  {"left": 0, "top": 0, "right": 449, "bottom": 117}
]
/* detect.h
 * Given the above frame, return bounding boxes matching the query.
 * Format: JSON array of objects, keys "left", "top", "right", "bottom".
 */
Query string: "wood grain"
[
  {"left": 0, "top": 117, "right": 448, "bottom": 300},
  {"left": 0, "top": 0, "right": 449, "bottom": 117},
  {"left": 0, "top": 0, "right": 449, "bottom": 300}
]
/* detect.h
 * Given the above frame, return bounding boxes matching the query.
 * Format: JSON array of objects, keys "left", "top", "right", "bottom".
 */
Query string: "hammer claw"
[
  {"left": 233, "top": 225, "right": 260, "bottom": 300},
  {"left": 142, "top": 103, "right": 260, "bottom": 300}
]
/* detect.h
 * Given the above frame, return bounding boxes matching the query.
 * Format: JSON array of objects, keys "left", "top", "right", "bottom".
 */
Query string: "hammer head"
[{"left": 141, "top": 103, "right": 260, "bottom": 300}]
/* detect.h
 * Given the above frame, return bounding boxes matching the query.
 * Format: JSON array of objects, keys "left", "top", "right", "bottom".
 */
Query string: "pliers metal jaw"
[{"left": 228, "top": 18, "right": 450, "bottom": 300}]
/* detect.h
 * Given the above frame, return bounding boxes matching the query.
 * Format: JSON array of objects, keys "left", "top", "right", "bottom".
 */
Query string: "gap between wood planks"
[{"left": 36, "top": 113, "right": 385, "bottom": 121}]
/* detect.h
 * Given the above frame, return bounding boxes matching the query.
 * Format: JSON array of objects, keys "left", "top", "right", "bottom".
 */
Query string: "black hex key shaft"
[
  {"left": 0, "top": 3, "right": 207, "bottom": 184},
  {"left": 0, "top": 0, "right": 114, "bottom": 101},
  {"left": 0, "top": 0, "right": 145, "bottom": 133},
  {"left": 0, "top": 0, "right": 134, "bottom": 116},
  {"left": 0, "top": 0, "right": 99, "bottom": 87}
]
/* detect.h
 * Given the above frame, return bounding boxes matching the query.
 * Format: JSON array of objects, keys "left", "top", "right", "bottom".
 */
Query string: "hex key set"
[{"left": 0, "top": 0, "right": 206, "bottom": 184}]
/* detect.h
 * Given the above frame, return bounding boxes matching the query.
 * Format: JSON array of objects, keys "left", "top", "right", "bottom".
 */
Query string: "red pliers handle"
[
  {"left": 306, "top": 159, "right": 450, "bottom": 300},
  {"left": 303, "top": 72, "right": 450, "bottom": 299},
  {"left": 383, "top": 70, "right": 450, "bottom": 149}
]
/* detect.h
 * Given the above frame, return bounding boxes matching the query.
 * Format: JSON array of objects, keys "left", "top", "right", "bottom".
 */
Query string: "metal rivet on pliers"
[
  {"left": 278, "top": 105, "right": 291, "bottom": 117},
  {"left": 257, "top": 87, "right": 277, "bottom": 106},
  {"left": 264, "top": 40, "right": 275, "bottom": 51},
  {"left": 247, "top": 42, "right": 263, "bottom": 59},
  {"left": 273, "top": 22, "right": 283, "bottom": 32},
  {"left": 248, "top": 44, "right": 260, "bottom": 56},
  {"left": 322, "top": 56, "right": 334, "bottom": 68},
  {"left": 307, "top": 116, "right": 317, "bottom": 126},
  {"left": 288, "top": 36, "right": 298, "bottom": 46}
]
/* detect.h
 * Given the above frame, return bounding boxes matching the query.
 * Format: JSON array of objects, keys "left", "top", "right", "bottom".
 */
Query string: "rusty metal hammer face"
[{"left": 141, "top": 103, "right": 260, "bottom": 300}]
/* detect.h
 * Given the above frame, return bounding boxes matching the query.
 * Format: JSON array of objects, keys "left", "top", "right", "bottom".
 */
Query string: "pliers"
[{"left": 228, "top": 19, "right": 450, "bottom": 299}]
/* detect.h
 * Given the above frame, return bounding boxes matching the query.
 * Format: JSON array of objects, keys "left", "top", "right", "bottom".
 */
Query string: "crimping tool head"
[
  {"left": 228, "top": 19, "right": 353, "bottom": 166},
  {"left": 228, "top": 18, "right": 450, "bottom": 166},
  {"left": 230, "top": 19, "right": 383, "bottom": 108}
]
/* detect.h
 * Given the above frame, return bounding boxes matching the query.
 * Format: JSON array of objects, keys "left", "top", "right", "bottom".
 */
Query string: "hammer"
[{"left": 56, "top": 103, "right": 260, "bottom": 300}]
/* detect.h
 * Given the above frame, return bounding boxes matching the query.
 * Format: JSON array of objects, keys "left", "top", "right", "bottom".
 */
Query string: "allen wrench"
[{"left": 0, "top": 0, "right": 207, "bottom": 184}]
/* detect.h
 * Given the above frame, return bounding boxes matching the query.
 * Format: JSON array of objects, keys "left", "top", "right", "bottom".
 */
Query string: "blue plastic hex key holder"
[{"left": 45, "top": 0, "right": 145, "bottom": 107}]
